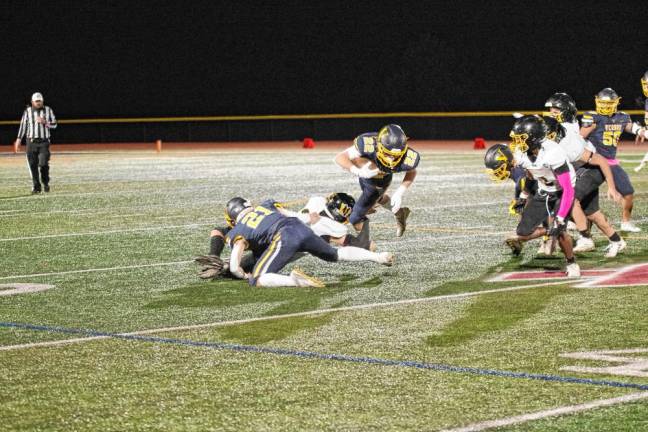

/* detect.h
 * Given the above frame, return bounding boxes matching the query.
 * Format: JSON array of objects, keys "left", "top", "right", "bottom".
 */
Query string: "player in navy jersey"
[
  {"left": 580, "top": 88, "right": 648, "bottom": 232},
  {"left": 224, "top": 197, "right": 393, "bottom": 287},
  {"left": 334, "top": 124, "right": 420, "bottom": 237}
]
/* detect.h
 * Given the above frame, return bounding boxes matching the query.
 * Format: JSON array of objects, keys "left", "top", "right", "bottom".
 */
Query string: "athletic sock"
[
  {"left": 209, "top": 235, "right": 225, "bottom": 256},
  {"left": 609, "top": 232, "right": 621, "bottom": 242},
  {"left": 257, "top": 273, "right": 296, "bottom": 287},
  {"left": 337, "top": 246, "right": 379, "bottom": 262},
  {"left": 579, "top": 230, "right": 591, "bottom": 239}
]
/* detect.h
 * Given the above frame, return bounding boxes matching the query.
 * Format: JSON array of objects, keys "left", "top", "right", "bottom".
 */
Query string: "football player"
[
  {"left": 542, "top": 95, "right": 626, "bottom": 257},
  {"left": 195, "top": 193, "right": 374, "bottom": 280},
  {"left": 635, "top": 71, "right": 648, "bottom": 171},
  {"left": 225, "top": 197, "right": 394, "bottom": 287},
  {"left": 504, "top": 115, "right": 580, "bottom": 277},
  {"left": 580, "top": 88, "right": 648, "bottom": 232},
  {"left": 334, "top": 124, "right": 420, "bottom": 237}
]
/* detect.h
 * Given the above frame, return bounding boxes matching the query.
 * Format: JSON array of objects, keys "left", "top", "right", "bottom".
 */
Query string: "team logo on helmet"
[
  {"left": 325, "top": 192, "right": 356, "bottom": 223},
  {"left": 376, "top": 124, "right": 408, "bottom": 169},
  {"left": 641, "top": 71, "right": 648, "bottom": 97},
  {"left": 484, "top": 143, "right": 514, "bottom": 182},
  {"left": 224, "top": 197, "right": 252, "bottom": 228},
  {"left": 509, "top": 115, "right": 547, "bottom": 154},
  {"left": 595, "top": 88, "right": 620, "bottom": 116}
]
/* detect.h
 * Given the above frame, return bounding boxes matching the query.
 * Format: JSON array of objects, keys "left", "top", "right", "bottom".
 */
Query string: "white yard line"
[
  {"left": 440, "top": 391, "right": 648, "bottom": 432},
  {"left": 0, "top": 260, "right": 193, "bottom": 280},
  {"left": 0, "top": 280, "right": 566, "bottom": 351},
  {"left": 0, "top": 223, "right": 213, "bottom": 242}
]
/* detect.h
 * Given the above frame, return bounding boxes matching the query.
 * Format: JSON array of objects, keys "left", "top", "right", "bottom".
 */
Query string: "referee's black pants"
[{"left": 26, "top": 139, "right": 51, "bottom": 190}]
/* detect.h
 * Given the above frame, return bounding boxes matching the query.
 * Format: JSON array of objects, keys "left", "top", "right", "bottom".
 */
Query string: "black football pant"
[{"left": 26, "top": 139, "right": 51, "bottom": 190}]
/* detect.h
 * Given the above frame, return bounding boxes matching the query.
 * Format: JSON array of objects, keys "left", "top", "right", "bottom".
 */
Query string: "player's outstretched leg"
[{"left": 337, "top": 246, "right": 394, "bottom": 266}]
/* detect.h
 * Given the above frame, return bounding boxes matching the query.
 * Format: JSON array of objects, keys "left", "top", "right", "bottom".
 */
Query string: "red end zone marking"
[{"left": 576, "top": 263, "right": 648, "bottom": 288}]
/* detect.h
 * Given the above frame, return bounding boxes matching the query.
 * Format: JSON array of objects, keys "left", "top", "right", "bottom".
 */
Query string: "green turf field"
[{"left": 1, "top": 147, "right": 648, "bottom": 431}]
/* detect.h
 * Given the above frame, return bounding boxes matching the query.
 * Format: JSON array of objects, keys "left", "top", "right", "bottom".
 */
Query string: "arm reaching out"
[{"left": 229, "top": 239, "right": 249, "bottom": 280}]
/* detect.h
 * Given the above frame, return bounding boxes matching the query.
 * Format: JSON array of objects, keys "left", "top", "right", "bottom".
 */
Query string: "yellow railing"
[{"left": 0, "top": 110, "right": 645, "bottom": 125}]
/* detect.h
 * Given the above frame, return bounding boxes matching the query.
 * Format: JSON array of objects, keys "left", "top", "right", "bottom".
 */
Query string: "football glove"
[
  {"left": 547, "top": 218, "right": 567, "bottom": 238},
  {"left": 508, "top": 197, "right": 526, "bottom": 216}
]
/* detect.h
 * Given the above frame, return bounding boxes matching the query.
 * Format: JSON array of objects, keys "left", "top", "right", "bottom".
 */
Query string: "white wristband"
[{"left": 631, "top": 122, "right": 642, "bottom": 135}]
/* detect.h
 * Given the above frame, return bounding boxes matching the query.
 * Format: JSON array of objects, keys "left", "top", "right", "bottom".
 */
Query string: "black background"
[{"left": 1, "top": 1, "right": 647, "bottom": 141}]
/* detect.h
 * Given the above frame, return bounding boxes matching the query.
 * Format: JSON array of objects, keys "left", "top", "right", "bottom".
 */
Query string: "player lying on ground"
[
  {"left": 580, "top": 88, "right": 648, "bottom": 232},
  {"left": 194, "top": 193, "right": 376, "bottom": 280},
  {"left": 225, "top": 197, "right": 393, "bottom": 287},
  {"left": 334, "top": 124, "right": 420, "bottom": 237},
  {"left": 502, "top": 115, "right": 580, "bottom": 277}
]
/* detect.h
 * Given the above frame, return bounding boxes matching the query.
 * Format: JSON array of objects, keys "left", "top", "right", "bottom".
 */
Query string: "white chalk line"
[
  {"left": 0, "top": 280, "right": 567, "bottom": 351},
  {"left": 440, "top": 391, "right": 648, "bottom": 432},
  {"left": 0, "top": 222, "right": 214, "bottom": 242},
  {"left": 0, "top": 260, "right": 193, "bottom": 281}
]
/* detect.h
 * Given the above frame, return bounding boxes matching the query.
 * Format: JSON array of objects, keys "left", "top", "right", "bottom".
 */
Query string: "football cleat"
[
  {"left": 395, "top": 207, "right": 411, "bottom": 237},
  {"left": 604, "top": 239, "right": 627, "bottom": 258},
  {"left": 573, "top": 237, "right": 595, "bottom": 253},
  {"left": 620, "top": 222, "right": 641, "bottom": 233},
  {"left": 505, "top": 236, "right": 523, "bottom": 256},
  {"left": 378, "top": 252, "right": 394, "bottom": 266},
  {"left": 290, "top": 269, "right": 325, "bottom": 288},
  {"left": 566, "top": 263, "right": 581, "bottom": 278}
]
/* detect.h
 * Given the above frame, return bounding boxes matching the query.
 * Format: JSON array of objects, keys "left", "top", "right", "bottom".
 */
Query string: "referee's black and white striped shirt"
[{"left": 17, "top": 106, "right": 57, "bottom": 140}]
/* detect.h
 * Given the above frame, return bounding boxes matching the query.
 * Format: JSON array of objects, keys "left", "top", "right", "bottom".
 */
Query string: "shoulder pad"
[
  {"left": 401, "top": 148, "right": 420, "bottom": 169},
  {"left": 354, "top": 134, "right": 377, "bottom": 156}
]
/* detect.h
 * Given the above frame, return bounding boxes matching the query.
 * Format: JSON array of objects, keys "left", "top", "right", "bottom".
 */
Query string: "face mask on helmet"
[
  {"left": 326, "top": 193, "right": 355, "bottom": 223},
  {"left": 642, "top": 73, "right": 648, "bottom": 97},
  {"left": 595, "top": 89, "right": 620, "bottom": 116},
  {"left": 376, "top": 124, "right": 408, "bottom": 169},
  {"left": 509, "top": 131, "right": 529, "bottom": 153},
  {"left": 543, "top": 92, "right": 577, "bottom": 123},
  {"left": 484, "top": 144, "right": 513, "bottom": 182}
]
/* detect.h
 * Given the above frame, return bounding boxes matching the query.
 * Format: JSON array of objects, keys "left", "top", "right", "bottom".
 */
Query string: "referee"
[{"left": 14, "top": 92, "right": 57, "bottom": 194}]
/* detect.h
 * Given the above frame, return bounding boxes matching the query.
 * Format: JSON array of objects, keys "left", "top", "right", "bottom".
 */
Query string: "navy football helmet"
[
  {"left": 376, "top": 124, "right": 408, "bottom": 169},
  {"left": 225, "top": 197, "right": 252, "bottom": 227}
]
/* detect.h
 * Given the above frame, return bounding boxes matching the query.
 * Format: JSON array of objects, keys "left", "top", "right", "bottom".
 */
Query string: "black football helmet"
[
  {"left": 376, "top": 124, "right": 408, "bottom": 169},
  {"left": 509, "top": 115, "right": 547, "bottom": 154},
  {"left": 541, "top": 115, "right": 566, "bottom": 143},
  {"left": 484, "top": 143, "right": 514, "bottom": 182},
  {"left": 325, "top": 192, "right": 356, "bottom": 223},
  {"left": 595, "top": 88, "right": 620, "bottom": 116},
  {"left": 641, "top": 71, "right": 648, "bottom": 97},
  {"left": 544, "top": 92, "right": 577, "bottom": 123},
  {"left": 225, "top": 197, "right": 252, "bottom": 227}
]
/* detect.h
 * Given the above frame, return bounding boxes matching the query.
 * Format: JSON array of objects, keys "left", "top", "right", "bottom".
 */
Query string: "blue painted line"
[{"left": 3, "top": 321, "right": 648, "bottom": 391}]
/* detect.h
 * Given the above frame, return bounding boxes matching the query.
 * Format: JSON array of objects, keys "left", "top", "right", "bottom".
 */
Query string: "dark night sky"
[{"left": 1, "top": 1, "right": 647, "bottom": 120}]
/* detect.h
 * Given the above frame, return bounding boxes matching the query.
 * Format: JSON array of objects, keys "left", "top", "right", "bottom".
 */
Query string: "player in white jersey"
[
  {"left": 505, "top": 115, "right": 580, "bottom": 277},
  {"left": 544, "top": 93, "right": 626, "bottom": 258}
]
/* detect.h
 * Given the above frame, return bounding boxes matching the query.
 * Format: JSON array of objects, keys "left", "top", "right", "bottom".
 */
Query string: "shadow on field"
[{"left": 144, "top": 274, "right": 382, "bottom": 315}]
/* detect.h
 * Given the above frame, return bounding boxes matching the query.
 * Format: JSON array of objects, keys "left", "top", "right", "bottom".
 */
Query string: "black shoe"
[
  {"left": 31, "top": 188, "right": 41, "bottom": 194},
  {"left": 44, "top": 184, "right": 50, "bottom": 193}
]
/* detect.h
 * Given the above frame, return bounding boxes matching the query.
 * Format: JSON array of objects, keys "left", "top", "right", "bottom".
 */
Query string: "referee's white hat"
[{"left": 31, "top": 92, "right": 43, "bottom": 102}]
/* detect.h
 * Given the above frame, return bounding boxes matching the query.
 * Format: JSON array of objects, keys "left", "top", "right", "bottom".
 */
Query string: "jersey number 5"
[{"left": 602, "top": 130, "right": 621, "bottom": 147}]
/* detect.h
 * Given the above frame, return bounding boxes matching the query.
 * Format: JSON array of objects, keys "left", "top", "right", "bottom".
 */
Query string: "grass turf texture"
[{"left": 1, "top": 148, "right": 648, "bottom": 431}]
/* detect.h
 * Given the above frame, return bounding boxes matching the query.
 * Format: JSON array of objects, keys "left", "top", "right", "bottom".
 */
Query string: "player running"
[
  {"left": 224, "top": 197, "right": 393, "bottom": 287},
  {"left": 542, "top": 93, "right": 625, "bottom": 257},
  {"left": 580, "top": 88, "right": 648, "bottom": 232},
  {"left": 504, "top": 115, "right": 580, "bottom": 277},
  {"left": 635, "top": 71, "right": 648, "bottom": 172},
  {"left": 334, "top": 124, "right": 420, "bottom": 237}
]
